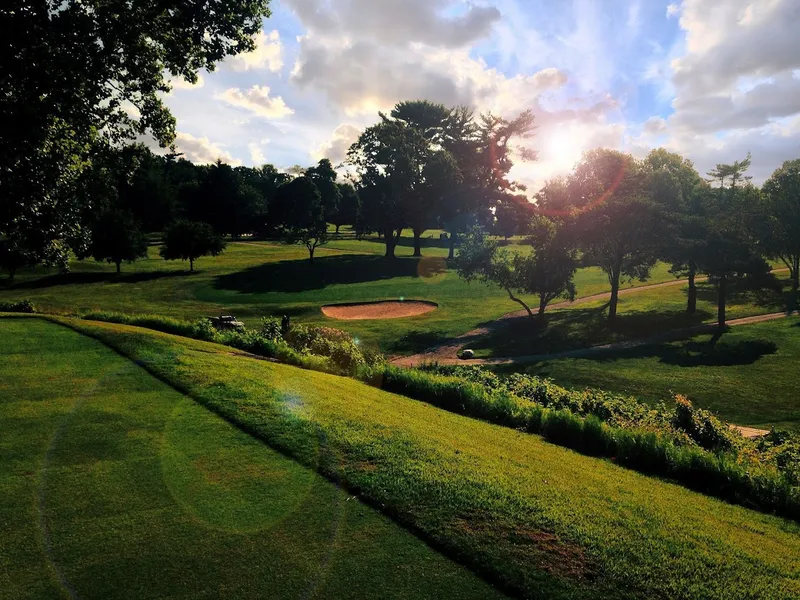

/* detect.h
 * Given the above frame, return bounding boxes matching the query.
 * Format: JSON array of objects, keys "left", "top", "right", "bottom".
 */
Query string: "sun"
[{"left": 546, "top": 131, "right": 583, "bottom": 171}]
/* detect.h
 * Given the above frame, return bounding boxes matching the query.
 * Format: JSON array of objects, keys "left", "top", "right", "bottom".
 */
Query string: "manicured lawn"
[
  {"left": 52, "top": 316, "right": 800, "bottom": 600},
  {"left": 0, "top": 318, "right": 505, "bottom": 600},
  {"left": 469, "top": 275, "right": 792, "bottom": 358},
  {"left": 0, "top": 236, "right": 679, "bottom": 355},
  {"left": 513, "top": 317, "right": 800, "bottom": 432}
]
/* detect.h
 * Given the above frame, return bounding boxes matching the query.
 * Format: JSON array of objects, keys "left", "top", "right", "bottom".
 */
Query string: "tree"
[
  {"left": 571, "top": 150, "right": 660, "bottom": 321},
  {"left": 1, "top": 0, "right": 271, "bottom": 266},
  {"left": 330, "top": 183, "right": 361, "bottom": 234},
  {"left": 456, "top": 219, "right": 578, "bottom": 322},
  {"left": 706, "top": 152, "right": 753, "bottom": 190},
  {"left": 694, "top": 184, "right": 773, "bottom": 328},
  {"left": 761, "top": 159, "right": 800, "bottom": 310},
  {"left": 273, "top": 176, "right": 327, "bottom": 264},
  {"left": 90, "top": 210, "right": 148, "bottom": 273},
  {"left": 644, "top": 149, "right": 705, "bottom": 314},
  {"left": 305, "top": 158, "right": 342, "bottom": 228},
  {"left": 160, "top": 220, "right": 226, "bottom": 271},
  {"left": 494, "top": 194, "right": 536, "bottom": 239}
]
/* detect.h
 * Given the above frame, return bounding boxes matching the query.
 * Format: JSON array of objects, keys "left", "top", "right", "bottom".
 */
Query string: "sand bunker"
[{"left": 322, "top": 300, "right": 438, "bottom": 320}]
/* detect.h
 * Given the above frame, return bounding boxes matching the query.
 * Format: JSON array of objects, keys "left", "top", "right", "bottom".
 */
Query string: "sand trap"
[{"left": 322, "top": 300, "right": 438, "bottom": 320}]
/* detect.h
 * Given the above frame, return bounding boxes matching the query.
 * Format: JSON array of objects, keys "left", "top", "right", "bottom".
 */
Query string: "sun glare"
[{"left": 546, "top": 133, "right": 583, "bottom": 170}]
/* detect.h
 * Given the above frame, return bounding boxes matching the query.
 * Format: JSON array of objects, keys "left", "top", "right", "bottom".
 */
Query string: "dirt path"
[{"left": 393, "top": 269, "right": 792, "bottom": 368}]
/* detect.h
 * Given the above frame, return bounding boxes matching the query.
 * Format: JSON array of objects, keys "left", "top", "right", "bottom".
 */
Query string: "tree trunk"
[
  {"left": 448, "top": 234, "right": 456, "bottom": 260},
  {"left": 538, "top": 295, "right": 548, "bottom": 322},
  {"left": 335, "top": 224, "right": 340, "bottom": 234},
  {"left": 506, "top": 288, "right": 535, "bottom": 319},
  {"left": 115, "top": 261, "right": 121, "bottom": 274},
  {"left": 717, "top": 274, "right": 727, "bottom": 328},
  {"left": 791, "top": 257, "right": 799, "bottom": 313},
  {"left": 687, "top": 265, "right": 697, "bottom": 315},
  {"left": 190, "top": 257, "right": 194, "bottom": 272},
  {"left": 608, "top": 268, "right": 621, "bottom": 321},
  {"left": 309, "top": 246, "right": 315, "bottom": 264},
  {"left": 384, "top": 227, "right": 396, "bottom": 259},
  {"left": 412, "top": 227, "right": 423, "bottom": 257},
  {"left": 8, "top": 266, "right": 16, "bottom": 281}
]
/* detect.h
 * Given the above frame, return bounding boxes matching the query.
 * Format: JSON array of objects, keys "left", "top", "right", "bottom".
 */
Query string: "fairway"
[
  {"left": 39, "top": 316, "right": 800, "bottom": 600},
  {"left": 517, "top": 317, "right": 800, "bottom": 432},
  {"left": 0, "top": 318, "right": 505, "bottom": 600}
]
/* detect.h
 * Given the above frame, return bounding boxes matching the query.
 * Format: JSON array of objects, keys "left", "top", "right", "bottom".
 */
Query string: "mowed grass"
[
  {"left": 0, "top": 318, "right": 506, "bottom": 600},
  {"left": 513, "top": 317, "right": 800, "bottom": 432},
  {"left": 52, "top": 316, "right": 800, "bottom": 600},
  {"left": 470, "top": 275, "right": 793, "bottom": 358},
  {"left": 0, "top": 235, "right": 682, "bottom": 355}
]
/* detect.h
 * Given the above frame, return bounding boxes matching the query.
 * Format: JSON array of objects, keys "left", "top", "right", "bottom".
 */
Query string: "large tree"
[
  {"left": 572, "top": 150, "right": 660, "bottom": 321},
  {"left": 1, "top": 0, "right": 271, "bottom": 266},
  {"left": 330, "top": 183, "right": 361, "bottom": 234},
  {"left": 273, "top": 176, "right": 328, "bottom": 264},
  {"left": 761, "top": 159, "right": 800, "bottom": 310},
  {"left": 645, "top": 149, "right": 705, "bottom": 314}
]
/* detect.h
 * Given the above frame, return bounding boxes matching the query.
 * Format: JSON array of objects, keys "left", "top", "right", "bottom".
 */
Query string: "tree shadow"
[
  {"left": 214, "top": 254, "right": 447, "bottom": 294},
  {"left": 5, "top": 269, "right": 195, "bottom": 290}
]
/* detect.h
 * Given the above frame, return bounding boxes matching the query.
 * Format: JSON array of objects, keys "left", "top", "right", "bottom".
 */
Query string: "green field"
[
  {"left": 9, "top": 316, "right": 798, "bottom": 599},
  {"left": 512, "top": 317, "right": 800, "bottom": 432},
  {"left": 0, "top": 234, "right": 683, "bottom": 355},
  {"left": 0, "top": 317, "right": 505, "bottom": 600}
]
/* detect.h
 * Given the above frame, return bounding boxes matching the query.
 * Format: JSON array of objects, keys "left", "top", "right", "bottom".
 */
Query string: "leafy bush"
[
  {"left": 0, "top": 299, "right": 35, "bottom": 313},
  {"left": 259, "top": 317, "right": 283, "bottom": 341},
  {"left": 672, "top": 394, "right": 736, "bottom": 452}
]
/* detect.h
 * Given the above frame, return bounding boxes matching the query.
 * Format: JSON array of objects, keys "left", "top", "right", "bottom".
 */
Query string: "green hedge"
[{"left": 0, "top": 299, "right": 35, "bottom": 313}]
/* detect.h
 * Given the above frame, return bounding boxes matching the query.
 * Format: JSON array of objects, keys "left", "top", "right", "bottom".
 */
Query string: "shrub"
[
  {"left": 259, "top": 317, "right": 283, "bottom": 341},
  {"left": 0, "top": 299, "right": 35, "bottom": 313},
  {"left": 672, "top": 394, "right": 736, "bottom": 452}
]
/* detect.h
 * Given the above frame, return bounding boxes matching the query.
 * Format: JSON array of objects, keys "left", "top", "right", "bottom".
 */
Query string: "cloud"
[
  {"left": 666, "top": 3, "right": 680, "bottom": 18},
  {"left": 167, "top": 74, "right": 205, "bottom": 93},
  {"left": 226, "top": 29, "right": 284, "bottom": 72},
  {"left": 217, "top": 86, "right": 294, "bottom": 119},
  {"left": 248, "top": 140, "right": 270, "bottom": 165},
  {"left": 173, "top": 132, "right": 241, "bottom": 165},
  {"left": 314, "top": 124, "right": 361, "bottom": 163}
]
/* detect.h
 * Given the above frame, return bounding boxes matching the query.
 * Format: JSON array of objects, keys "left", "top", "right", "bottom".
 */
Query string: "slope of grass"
[
  {"left": 0, "top": 238, "right": 679, "bottom": 355},
  {"left": 514, "top": 317, "right": 800, "bottom": 432},
  {"left": 53, "top": 316, "right": 800, "bottom": 600},
  {"left": 0, "top": 318, "right": 505, "bottom": 600}
]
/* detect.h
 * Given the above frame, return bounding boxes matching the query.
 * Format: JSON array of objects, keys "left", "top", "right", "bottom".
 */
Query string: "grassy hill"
[
  {"left": 7, "top": 316, "right": 798, "bottom": 599},
  {"left": 0, "top": 317, "right": 504, "bottom": 600}
]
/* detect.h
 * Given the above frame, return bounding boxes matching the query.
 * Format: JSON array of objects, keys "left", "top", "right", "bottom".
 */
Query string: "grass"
[
  {"left": 0, "top": 317, "right": 505, "bottom": 600},
  {"left": 41, "top": 316, "right": 800, "bottom": 600},
  {"left": 511, "top": 317, "right": 800, "bottom": 432},
  {"left": 0, "top": 235, "right": 680, "bottom": 355},
  {"left": 469, "top": 276, "right": 793, "bottom": 358}
]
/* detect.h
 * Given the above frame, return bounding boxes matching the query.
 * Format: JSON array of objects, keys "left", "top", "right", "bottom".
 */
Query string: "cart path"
[{"left": 392, "top": 268, "right": 792, "bottom": 368}]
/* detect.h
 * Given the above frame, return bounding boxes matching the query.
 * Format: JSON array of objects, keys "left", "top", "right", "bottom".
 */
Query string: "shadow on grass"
[
  {"left": 214, "top": 254, "right": 447, "bottom": 294},
  {"left": 5, "top": 269, "right": 196, "bottom": 290}
]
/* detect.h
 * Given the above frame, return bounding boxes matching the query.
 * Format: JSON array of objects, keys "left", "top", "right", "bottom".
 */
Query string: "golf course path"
[{"left": 392, "top": 269, "right": 793, "bottom": 368}]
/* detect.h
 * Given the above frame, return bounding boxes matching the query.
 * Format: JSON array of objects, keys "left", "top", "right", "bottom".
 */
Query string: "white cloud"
[
  {"left": 226, "top": 29, "right": 284, "bottom": 72},
  {"left": 314, "top": 124, "right": 361, "bottom": 163},
  {"left": 167, "top": 74, "right": 205, "bottom": 93},
  {"left": 248, "top": 140, "right": 269, "bottom": 165},
  {"left": 173, "top": 132, "right": 241, "bottom": 166},
  {"left": 217, "top": 86, "right": 294, "bottom": 119},
  {"left": 666, "top": 3, "right": 680, "bottom": 18}
]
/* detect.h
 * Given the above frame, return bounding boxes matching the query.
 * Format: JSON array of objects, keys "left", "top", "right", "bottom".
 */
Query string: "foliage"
[
  {"left": 760, "top": 158, "right": 800, "bottom": 308},
  {"left": 0, "top": 299, "right": 35, "bottom": 313},
  {"left": 89, "top": 210, "right": 148, "bottom": 273},
  {"left": 259, "top": 317, "right": 283, "bottom": 341},
  {"left": 160, "top": 219, "right": 226, "bottom": 271},
  {"left": 273, "top": 176, "right": 328, "bottom": 263},
  {"left": 1, "top": 0, "right": 271, "bottom": 265},
  {"left": 456, "top": 220, "right": 578, "bottom": 320}
]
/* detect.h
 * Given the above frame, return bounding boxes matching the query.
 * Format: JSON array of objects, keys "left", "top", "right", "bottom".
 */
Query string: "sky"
[{"left": 162, "top": 0, "right": 800, "bottom": 192}]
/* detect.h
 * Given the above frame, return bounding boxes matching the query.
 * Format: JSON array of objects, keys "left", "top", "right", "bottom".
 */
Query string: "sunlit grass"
[
  {"left": 0, "top": 318, "right": 505, "bottom": 600},
  {"left": 49, "top": 316, "right": 800, "bottom": 600}
]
